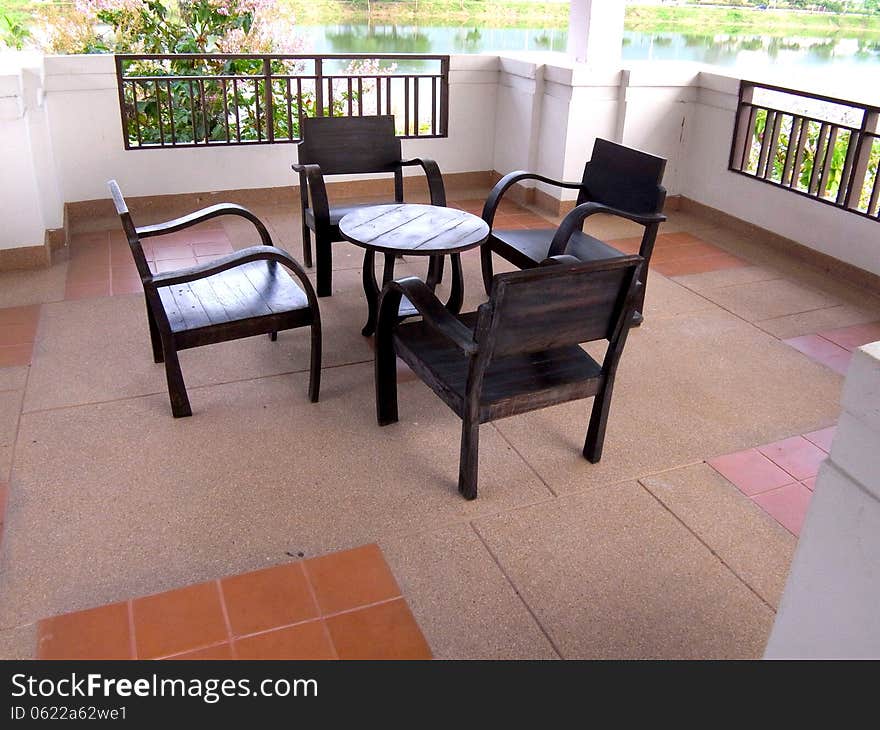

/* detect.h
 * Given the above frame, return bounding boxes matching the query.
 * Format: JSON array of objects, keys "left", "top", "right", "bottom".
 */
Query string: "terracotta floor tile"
[
  {"left": 784, "top": 335, "right": 852, "bottom": 375},
  {"left": 110, "top": 277, "right": 143, "bottom": 296},
  {"left": 155, "top": 258, "right": 198, "bottom": 273},
  {"left": 69, "top": 232, "right": 109, "bottom": 249},
  {"left": 801, "top": 477, "right": 817, "bottom": 491},
  {"left": 221, "top": 562, "right": 319, "bottom": 637},
  {"left": 111, "top": 258, "right": 141, "bottom": 277},
  {"left": 151, "top": 244, "right": 196, "bottom": 261},
  {"left": 606, "top": 236, "right": 642, "bottom": 254},
  {"left": 165, "top": 643, "right": 234, "bottom": 660},
  {"left": 752, "top": 482, "right": 813, "bottom": 536},
  {"left": 758, "top": 436, "right": 827, "bottom": 481},
  {"left": 326, "top": 599, "right": 432, "bottom": 660},
  {"left": 650, "top": 241, "right": 724, "bottom": 264},
  {"left": 817, "top": 321, "right": 880, "bottom": 352},
  {"left": 193, "top": 241, "right": 234, "bottom": 256},
  {"left": 234, "top": 620, "right": 335, "bottom": 659},
  {"left": 0, "top": 344, "right": 34, "bottom": 367},
  {"left": 304, "top": 543, "right": 401, "bottom": 615},
  {"left": 65, "top": 281, "right": 111, "bottom": 301},
  {"left": 656, "top": 232, "right": 705, "bottom": 247},
  {"left": 654, "top": 252, "right": 746, "bottom": 277},
  {"left": 0, "top": 481, "right": 8, "bottom": 522},
  {"left": 0, "top": 324, "right": 37, "bottom": 346},
  {"left": 0, "top": 304, "right": 40, "bottom": 328},
  {"left": 803, "top": 425, "right": 836, "bottom": 453},
  {"left": 132, "top": 581, "right": 228, "bottom": 659},
  {"left": 707, "top": 448, "right": 795, "bottom": 496},
  {"left": 37, "top": 602, "right": 132, "bottom": 659}
]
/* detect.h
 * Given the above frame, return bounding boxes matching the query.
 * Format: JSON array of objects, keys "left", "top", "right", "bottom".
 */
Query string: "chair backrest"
[
  {"left": 577, "top": 138, "right": 667, "bottom": 214},
  {"left": 296, "top": 115, "right": 402, "bottom": 175},
  {"left": 479, "top": 256, "right": 643, "bottom": 360},
  {"left": 107, "top": 180, "right": 152, "bottom": 283}
]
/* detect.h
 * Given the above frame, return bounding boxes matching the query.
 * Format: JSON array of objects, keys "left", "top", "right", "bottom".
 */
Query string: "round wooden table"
[{"left": 339, "top": 204, "right": 490, "bottom": 336}]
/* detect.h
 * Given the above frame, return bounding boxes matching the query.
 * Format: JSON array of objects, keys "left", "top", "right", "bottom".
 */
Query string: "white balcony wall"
[
  {"left": 0, "top": 63, "right": 52, "bottom": 249},
  {"left": 0, "top": 52, "right": 876, "bottom": 282},
  {"left": 34, "top": 54, "right": 498, "bottom": 212}
]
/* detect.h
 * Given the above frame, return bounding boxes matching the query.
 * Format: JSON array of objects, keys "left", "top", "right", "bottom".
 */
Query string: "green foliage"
[
  {"left": 0, "top": 11, "right": 30, "bottom": 48},
  {"left": 747, "top": 108, "right": 880, "bottom": 213}
]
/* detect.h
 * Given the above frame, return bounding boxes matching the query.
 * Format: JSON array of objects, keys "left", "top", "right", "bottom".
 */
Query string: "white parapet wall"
[
  {"left": 765, "top": 341, "right": 880, "bottom": 659},
  {"left": 0, "top": 51, "right": 876, "bottom": 282}
]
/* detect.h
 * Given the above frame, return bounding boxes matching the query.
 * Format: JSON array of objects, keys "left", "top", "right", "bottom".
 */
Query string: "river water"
[{"left": 299, "top": 23, "right": 880, "bottom": 82}]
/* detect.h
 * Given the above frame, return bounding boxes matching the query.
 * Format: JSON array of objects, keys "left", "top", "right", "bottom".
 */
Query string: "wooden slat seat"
[
  {"left": 109, "top": 180, "right": 322, "bottom": 418},
  {"left": 394, "top": 313, "right": 603, "bottom": 423},
  {"left": 375, "top": 255, "right": 644, "bottom": 500}
]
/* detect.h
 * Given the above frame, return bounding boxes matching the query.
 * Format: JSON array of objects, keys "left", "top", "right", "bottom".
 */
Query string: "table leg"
[
  {"left": 361, "top": 249, "right": 380, "bottom": 337},
  {"left": 444, "top": 253, "right": 465, "bottom": 314},
  {"left": 426, "top": 255, "right": 444, "bottom": 289}
]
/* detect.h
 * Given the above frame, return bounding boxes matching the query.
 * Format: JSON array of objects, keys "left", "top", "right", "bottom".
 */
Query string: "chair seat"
[
  {"left": 490, "top": 228, "right": 626, "bottom": 269},
  {"left": 158, "top": 260, "right": 312, "bottom": 346},
  {"left": 394, "top": 313, "right": 603, "bottom": 423},
  {"left": 305, "top": 201, "right": 398, "bottom": 232}
]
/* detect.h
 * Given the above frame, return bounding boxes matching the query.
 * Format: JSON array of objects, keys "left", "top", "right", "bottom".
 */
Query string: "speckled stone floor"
[{"left": 1, "top": 185, "right": 878, "bottom": 659}]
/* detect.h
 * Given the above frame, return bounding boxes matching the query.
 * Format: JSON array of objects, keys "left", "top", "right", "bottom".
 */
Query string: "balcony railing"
[
  {"left": 114, "top": 54, "right": 450, "bottom": 150},
  {"left": 729, "top": 81, "right": 879, "bottom": 221}
]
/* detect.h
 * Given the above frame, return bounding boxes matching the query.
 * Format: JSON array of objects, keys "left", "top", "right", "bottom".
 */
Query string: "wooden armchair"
[
  {"left": 481, "top": 138, "right": 666, "bottom": 324},
  {"left": 375, "top": 254, "right": 644, "bottom": 499},
  {"left": 293, "top": 115, "right": 447, "bottom": 298},
  {"left": 109, "top": 180, "right": 321, "bottom": 418}
]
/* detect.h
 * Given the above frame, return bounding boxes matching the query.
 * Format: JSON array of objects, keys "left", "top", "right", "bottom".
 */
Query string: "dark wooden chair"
[
  {"left": 375, "top": 254, "right": 644, "bottom": 499},
  {"left": 481, "top": 138, "right": 666, "bottom": 323},
  {"left": 108, "top": 180, "right": 321, "bottom": 418},
  {"left": 293, "top": 114, "right": 447, "bottom": 298}
]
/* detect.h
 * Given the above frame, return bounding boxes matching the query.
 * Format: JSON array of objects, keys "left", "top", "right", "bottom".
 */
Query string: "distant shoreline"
[{"left": 285, "top": 1, "right": 880, "bottom": 36}]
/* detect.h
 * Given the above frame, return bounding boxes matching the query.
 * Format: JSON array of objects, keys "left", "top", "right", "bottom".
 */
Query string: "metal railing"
[
  {"left": 729, "top": 81, "right": 880, "bottom": 221},
  {"left": 114, "top": 54, "right": 450, "bottom": 150}
]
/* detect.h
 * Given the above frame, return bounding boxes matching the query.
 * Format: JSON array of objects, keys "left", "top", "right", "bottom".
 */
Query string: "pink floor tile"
[
  {"left": 758, "top": 435, "right": 827, "bottom": 481},
  {"left": 753, "top": 482, "right": 813, "bottom": 536},
  {"left": 707, "top": 448, "right": 795, "bottom": 496},
  {"left": 783, "top": 334, "right": 852, "bottom": 375},
  {"left": 801, "top": 477, "right": 817, "bottom": 491},
  {"left": 803, "top": 425, "right": 836, "bottom": 453},
  {"left": 817, "top": 321, "right": 880, "bottom": 352}
]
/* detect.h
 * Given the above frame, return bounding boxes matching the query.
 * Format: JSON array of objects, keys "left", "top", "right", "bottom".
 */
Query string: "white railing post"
[
  {"left": 765, "top": 341, "right": 880, "bottom": 659},
  {"left": 567, "top": 0, "right": 625, "bottom": 66}
]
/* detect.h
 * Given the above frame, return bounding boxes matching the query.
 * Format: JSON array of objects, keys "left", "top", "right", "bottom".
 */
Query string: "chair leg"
[
  {"left": 308, "top": 322, "right": 322, "bottom": 403},
  {"left": 162, "top": 343, "right": 192, "bottom": 418},
  {"left": 480, "top": 245, "right": 494, "bottom": 296},
  {"left": 269, "top": 332, "right": 278, "bottom": 341},
  {"left": 301, "top": 223, "right": 313, "bottom": 268},
  {"left": 146, "top": 301, "right": 164, "bottom": 363},
  {"left": 316, "top": 239, "right": 332, "bottom": 297},
  {"left": 374, "top": 335, "right": 399, "bottom": 427},
  {"left": 583, "top": 382, "right": 615, "bottom": 463},
  {"left": 458, "top": 416, "right": 480, "bottom": 500},
  {"left": 631, "top": 281, "right": 646, "bottom": 327}
]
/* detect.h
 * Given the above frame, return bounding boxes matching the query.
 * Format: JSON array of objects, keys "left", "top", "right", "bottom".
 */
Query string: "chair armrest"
[
  {"left": 136, "top": 204, "right": 272, "bottom": 247},
  {"left": 398, "top": 158, "right": 447, "bottom": 206},
  {"left": 540, "top": 254, "right": 583, "bottom": 267},
  {"left": 291, "top": 163, "right": 331, "bottom": 229},
  {"left": 377, "top": 277, "right": 478, "bottom": 355},
  {"left": 548, "top": 202, "right": 667, "bottom": 256},
  {"left": 150, "top": 245, "right": 320, "bottom": 311},
  {"left": 482, "top": 171, "right": 584, "bottom": 226}
]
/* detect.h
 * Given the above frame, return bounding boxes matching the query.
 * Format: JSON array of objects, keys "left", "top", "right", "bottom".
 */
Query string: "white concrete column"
[
  {"left": 567, "top": 0, "right": 626, "bottom": 66},
  {"left": 765, "top": 341, "right": 880, "bottom": 659}
]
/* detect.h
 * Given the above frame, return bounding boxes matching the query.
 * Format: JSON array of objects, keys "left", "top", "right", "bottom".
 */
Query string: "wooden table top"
[{"left": 338, "top": 204, "right": 490, "bottom": 255}]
